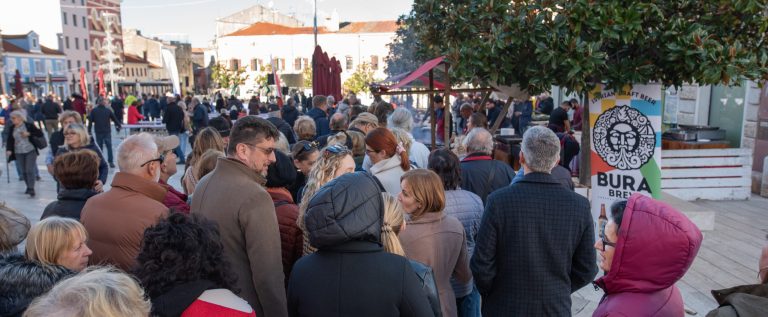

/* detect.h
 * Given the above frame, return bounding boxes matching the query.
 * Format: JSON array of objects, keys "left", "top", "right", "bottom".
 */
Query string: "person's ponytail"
[{"left": 381, "top": 194, "right": 406, "bottom": 256}]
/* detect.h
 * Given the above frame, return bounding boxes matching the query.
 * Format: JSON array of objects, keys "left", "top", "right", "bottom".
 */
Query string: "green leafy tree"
[
  {"left": 385, "top": 12, "right": 425, "bottom": 78},
  {"left": 211, "top": 63, "right": 248, "bottom": 90},
  {"left": 412, "top": 0, "right": 768, "bottom": 94},
  {"left": 302, "top": 65, "right": 312, "bottom": 88},
  {"left": 344, "top": 63, "right": 378, "bottom": 94}
]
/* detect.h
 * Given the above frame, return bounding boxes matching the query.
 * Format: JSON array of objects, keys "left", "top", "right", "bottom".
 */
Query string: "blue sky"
[{"left": 1, "top": 0, "right": 414, "bottom": 48}]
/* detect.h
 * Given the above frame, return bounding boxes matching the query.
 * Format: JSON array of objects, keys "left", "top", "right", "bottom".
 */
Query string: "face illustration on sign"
[
  {"left": 593, "top": 105, "right": 655, "bottom": 170},
  {"left": 608, "top": 123, "right": 639, "bottom": 152}
]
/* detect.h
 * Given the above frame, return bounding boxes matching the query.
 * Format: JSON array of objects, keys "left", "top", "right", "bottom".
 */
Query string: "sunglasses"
[
  {"left": 296, "top": 141, "right": 319, "bottom": 156},
  {"left": 140, "top": 153, "right": 165, "bottom": 167},
  {"left": 324, "top": 144, "right": 351, "bottom": 157}
]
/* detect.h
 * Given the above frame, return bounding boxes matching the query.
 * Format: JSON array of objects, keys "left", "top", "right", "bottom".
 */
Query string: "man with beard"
[{"left": 191, "top": 116, "right": 288, "bottom": 317}]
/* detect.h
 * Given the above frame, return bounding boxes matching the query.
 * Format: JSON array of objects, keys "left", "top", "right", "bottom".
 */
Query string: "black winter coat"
[
  {"left": 163, "top": 103, "right": 186, "bottom": 134},
  {"left": 288, "top": 172, "right": 433, "bottom": 317},
  {"left": 0, "top": 253, "right": 74, "bottom": 317},
  {"left": 459, "top": 153, "right": 516, "bottom": 204},
  {"left": 41, "top": 100, "right": 61, "bottom": 120},
  {"left": 267, "top": 117, "right": 296, "bottom": 144},
  {"left": 282, "top": 104, "right": 300, "bottom": 128},
  {"left": 41, "top": 188, "right": 99, "bottom": 221}
]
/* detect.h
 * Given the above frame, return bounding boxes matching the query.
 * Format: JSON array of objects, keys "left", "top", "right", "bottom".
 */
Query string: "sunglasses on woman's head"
[
  {"left": 296, "top": 141, "right": 319, "bottom": 156},
  {"left": 323, "top": 144, "right": 351, "bottom": 157}
]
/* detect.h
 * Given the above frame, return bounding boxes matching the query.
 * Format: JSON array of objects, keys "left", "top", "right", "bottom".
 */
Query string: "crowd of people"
[{"left": 0, "top": 89, "right": 764, "bottom": 317}]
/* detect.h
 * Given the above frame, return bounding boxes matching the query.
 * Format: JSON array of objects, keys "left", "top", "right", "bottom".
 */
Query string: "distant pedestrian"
[
  {"left": 5, "top": 111, "right": 45, "bottom": 197},
  {"left": 307, "top": 95, "right": 330, "bottom": 137},
  {"left": 163, "top": 95, "right": 187, "bottom": 164},
  {"left": 88, "top": 98, "right": 121, "bottom": 168},
  {"left": 41, "top": 95, "right": 62, "bottom": 137}
]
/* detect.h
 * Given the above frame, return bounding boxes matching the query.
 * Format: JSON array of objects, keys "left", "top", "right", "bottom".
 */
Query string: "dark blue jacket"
[
  {"left": 41, "top": 99, "right": 61, "bottom": 120},
  {"left": 192, "top": 104, "right": 209, "bottom": 129},
  {"left": 307, "top": 107, "right": 330, "bottom": 137},
  {"left": 459, "top": 153, "right": 516, "bottom": 204},
  {"left": 471, "top": 172, "right": 597, "bottom": 316},
  {"left": 41, "top": 188, "right": 99, "bottom": 221},
  {"left": 88, "top": 105, "right": 121, "bottom": 135},
  {"left": 146, "top": 98, "right": 161, "bottom": 118},
  {"left": 55, "top": 142, "right": 109, "bottom": 185}
]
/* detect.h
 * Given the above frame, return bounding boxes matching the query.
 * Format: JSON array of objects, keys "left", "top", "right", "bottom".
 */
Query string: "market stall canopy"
[{"left": 372, "top": 56, "right": 449, "bottom": 92}]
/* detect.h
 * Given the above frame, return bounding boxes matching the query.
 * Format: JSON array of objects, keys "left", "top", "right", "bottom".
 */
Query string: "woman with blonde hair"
[
  {"left": 398, "top": 169, "right": 471, "bottom": 317},
  {"left": 182, "top": 127, "right": 225, "bottom": 194},
  {"left": 23, "top": 267, "right": 151, "bottom": 317},
  {"left": 293, "top": 116, "right": 316, "bottom": 142},
  {"left": 297, "top": 144, "right": 356, "bottom": 255},
  {"left": 54, "top": 123, "right": 109, "bottom": 189},
  {"left": 25, "top": 217, "right": 92, "bottom": 272},
  {"left": 193, "top": 149, "right": 225, "bottom": 185},
  {"left": 380, "top": 194, "right": 442, "bottom": 317}
]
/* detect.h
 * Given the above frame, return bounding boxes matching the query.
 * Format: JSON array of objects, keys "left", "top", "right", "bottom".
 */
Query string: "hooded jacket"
[
  {"left": 0, "top": 253, "right": 74, "bottom": 317},
  {"left": 288, "top": 172, "right": 433, "bottom": 317},
  {"left": 593, "top": 194, "right": 703, "bottom": 317},
  {"left": 307, "top": 107, "right": 330, "bottom": 137}
]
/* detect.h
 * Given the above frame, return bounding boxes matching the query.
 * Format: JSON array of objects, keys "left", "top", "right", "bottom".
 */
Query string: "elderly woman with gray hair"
[{"left": 5, "top": 110, "right": 45, "bottom": 197}]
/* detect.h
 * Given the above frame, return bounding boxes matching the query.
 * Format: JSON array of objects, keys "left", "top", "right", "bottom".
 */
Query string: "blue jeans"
[
  {"left": 456, "top": 284, "right": 482, "bottom": 317},
  {"left": 16, "top": 151, "right": 38, "bottom": 191},
  {"left": 95, "top": 132, "right": 114, "bottom": 164},
  {"left": 15, "top": 154, "right": 40, "bottom": 180},
  {"left": 170, "top": 132, "right": 187, "bottom": 163}
]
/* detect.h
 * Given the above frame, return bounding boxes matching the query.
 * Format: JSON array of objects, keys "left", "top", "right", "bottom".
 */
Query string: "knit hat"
[{"left": 266, "top": 150, "right": 297, "bottom": 188}]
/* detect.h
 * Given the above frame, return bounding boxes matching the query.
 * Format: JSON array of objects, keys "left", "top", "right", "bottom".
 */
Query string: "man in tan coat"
[
  {"left": 81, "top": 132, "right": 169, "bottom": 272},
  {"left": 191, "top": 116, "right": 287, "bottom": 317}
]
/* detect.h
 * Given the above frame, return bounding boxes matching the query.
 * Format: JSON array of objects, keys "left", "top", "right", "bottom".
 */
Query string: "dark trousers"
[
  {"left": 16, "top": 151, "right": 37, "bottom": 191},
  {"left": 95, "top": 132, "right": 114, "bottom": 164}
]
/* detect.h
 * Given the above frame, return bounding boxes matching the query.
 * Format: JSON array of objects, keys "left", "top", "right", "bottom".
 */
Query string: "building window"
[
  {"left": 294, "top": 58, "right": 301, "bottom": 71},
  {"left": 63, "top": 12, "right": 67, "bottom": 25},
  {"left": 67, "top": 60, "right": 71, "bottom": 71},
  {"left": 35, "top": 60, "right": 43, "bottom": 74},
  {"left": 80, "top": 0, "right": 84, "bottom": 5},
  {"left": 77, "top": 60, "right": 81, "bottom": 69},
  {"left": 303, "top": 58, "right": 309, "bottom": 69},
  {"left": 74, "top": 37, "right": 79, "bottom": 50},
  {"left": 371, "top": 56, "right": 379, "bottom": 70},
  {"left": 345, "top": 56, "right": 353, "bottom": 71},
  {"left": 86, "top": 61, "right": 90, "bottom": 72},
  {"left": 7, "top": 59, "right": 17, "bottom": 74},
  {"left": 230, "top": 59, "right": 239, "bottom": 70},
  {"left": 32, "top": 39, "right": 37, "bottom": 48},
  {"left": 46, "top": 60, "right": 52, "bottom": 73},
  {"left": 65, "top": 36, "right": 69, "bottom": 49},
  {"left": 251, "top": 59, "right": 259, "bottom": 71},
  {"left": 280, "top": 58, "right": 285, "bottom": 71},
  {"left": 82, "top": 16, "right": 86, "bottom": 28},
  {"left": 84, "top": 39, "right": 88, "bottom": 50},
  {"left": 185, "top": 76, "right": 189, "bottom": 87},
  {"left": 73, "top": 14, "right": 77, "bottom": 27},
  {"left": 22, "top": 60, "right": 30, "bottom": 74},
  {"left": 57, "top": 61, "right": 63, "bottom": 73}
]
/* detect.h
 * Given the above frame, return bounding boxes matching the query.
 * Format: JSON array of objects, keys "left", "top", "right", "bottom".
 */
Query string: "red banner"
[
  {"left": 79, "top": 68, "right": 88, "bottom": 102},
  {"left": 97, "top": 69, "right": 106, "bottom": 97}
]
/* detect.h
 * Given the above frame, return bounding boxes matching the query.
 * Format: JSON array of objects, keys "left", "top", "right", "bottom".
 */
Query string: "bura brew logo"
[{"left": 593, "top": 105, "right": 655, "bottom": 170}]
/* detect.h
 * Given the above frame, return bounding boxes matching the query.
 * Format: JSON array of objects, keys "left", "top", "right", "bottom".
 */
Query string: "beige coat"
[
  {"left": 81, "top": 172, "right": 169, "bottom": 272},
  {"left": 191, "top": 157, "right": 288, "bottom": 317},
  {"left": 400, "top": 212, "right": 472, "bottom": 317}
]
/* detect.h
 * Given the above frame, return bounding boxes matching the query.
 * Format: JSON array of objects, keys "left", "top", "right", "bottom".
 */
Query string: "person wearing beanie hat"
[
  {"left": 154, "top": 135, "right": 190, "bottom": 214},
  {"left": 288, "top": 172, "right": 433, "bottom": 317},
  {"left": 265, "top": 150, "right": 301, "bottom": 285}
]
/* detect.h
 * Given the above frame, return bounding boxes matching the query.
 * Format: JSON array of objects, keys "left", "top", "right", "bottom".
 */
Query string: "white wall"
[
  {"left": 60, "top": 0, "right": 92, "bottom": 82},
  {"left": 215, "top": 30, "right": 395, "bottom": 92}
]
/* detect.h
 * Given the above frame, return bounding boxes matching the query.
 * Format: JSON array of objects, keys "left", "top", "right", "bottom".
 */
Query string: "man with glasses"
[
  {"left": 80, "top": 133, "right": 170, "bottom": 272},
  {"left": 191, "top": 116, "right": 288, "bottom": 317},
  {"left": 471, "top": 126, "right": 597, "bottom": 316}
]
